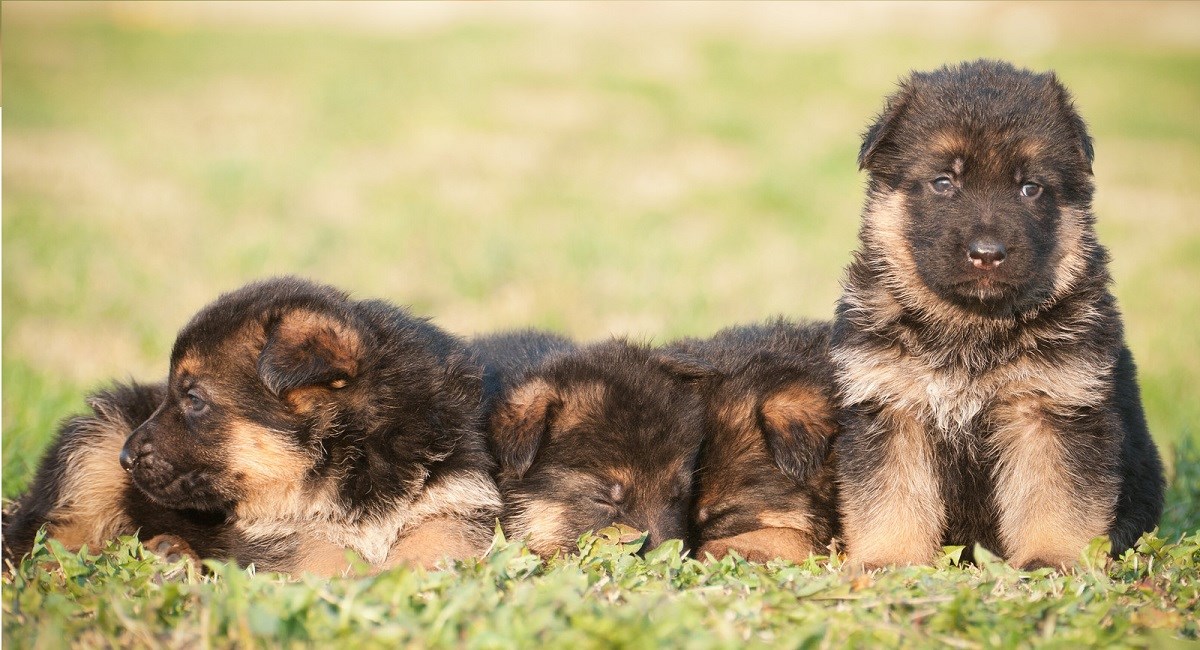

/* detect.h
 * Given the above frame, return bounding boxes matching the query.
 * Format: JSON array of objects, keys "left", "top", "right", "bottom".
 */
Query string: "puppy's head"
[
  {"left": 490, "top": 341, "right": 712, "bottom": 557},
  {"left": 120, "top": 277, "right": 475, "bottom": 517},
  {"left": 691, "top": 353, "right": 838, "bottom": 558},
  {"left": 857, "top": 60, "right": 1097, "bottom": 318}
]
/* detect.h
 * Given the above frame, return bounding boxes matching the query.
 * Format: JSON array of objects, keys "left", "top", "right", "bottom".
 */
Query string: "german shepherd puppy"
[
  {"left": 6, "top": 277, "right": 502, "bottom": 574},
  {"left": 3, "top": 382, "right": 229, "bottom": 565},
  {"left": 834, "top": 60, "right": 1165, "bottom": 569},
  {"left": 478, "top": 336, "right": 712, "bottom": 557},
  {"left": 669, "top": 320, "right": 839, "bottom": 563}
]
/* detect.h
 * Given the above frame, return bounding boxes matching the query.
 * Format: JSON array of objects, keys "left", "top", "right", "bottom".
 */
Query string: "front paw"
[{"left": 143, "top": 534, "right": 199, "bottom": 563}]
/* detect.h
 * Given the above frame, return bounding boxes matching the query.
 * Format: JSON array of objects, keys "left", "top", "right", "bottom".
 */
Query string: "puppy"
[
  {"left": 833, "top": 60, "right": 1165, "bottom": 569},
  {"left": 3, "top": 382, "right": 228, "bottom": 564},
  {"left": 479, "top": 337, "right": 712, "bottom": 557},
  {"left": 669, "top": 320, "right": 839, "bottom": 563},
  {"left": 8, "top": 277, "right": 502, "bottom": 574}
]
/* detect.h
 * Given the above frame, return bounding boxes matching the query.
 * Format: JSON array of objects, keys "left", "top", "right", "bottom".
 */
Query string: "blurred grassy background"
[{"left": 4, "top": 2, "right": 1199, "bottom": 497}]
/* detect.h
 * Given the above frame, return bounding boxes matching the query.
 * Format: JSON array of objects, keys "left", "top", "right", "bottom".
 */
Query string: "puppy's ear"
[
  {"left": 757, "top": 382, "right": 837, "bottom": 484},
  {"left": 258, "top": 309, "right": 363, "bottom": 398},
  {"left": 858, "top": 80, "right": 915, "bottom": 172},
  {"left": 651, "top": 350, "right": 719, "bottom": 383},
  {"left": 1045, "top": 73, "right": 1095, "bottom": 173},
  {"left": 489, "top": 378, "right": 558, "bottom": 480}
]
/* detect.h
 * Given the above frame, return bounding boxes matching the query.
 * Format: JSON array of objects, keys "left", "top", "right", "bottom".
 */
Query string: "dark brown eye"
[
  {"left": 931, "top": 176, "right": 955, "bottom": 194},
  {"left": 185, "top": 390, "right": 208, "bottom": 415},
  {"left": 1019, "top": 182, "right": 1042, "bottom": 198}
]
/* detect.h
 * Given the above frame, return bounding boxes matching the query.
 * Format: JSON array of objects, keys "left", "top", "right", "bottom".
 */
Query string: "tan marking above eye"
[
  {"left": 1017, "top": 138, "right": 1046, "bottom": 160},
  {"left": 930, "top": 130, "right": 968, "bottom": 155},
  {"left": 172, "top": 353, "right": 202, "bottom": 379}
]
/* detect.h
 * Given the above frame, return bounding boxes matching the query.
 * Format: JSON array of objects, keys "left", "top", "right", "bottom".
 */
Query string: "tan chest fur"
[{"left": 834, "top": 343, "right": 1111, "bottom": 438}]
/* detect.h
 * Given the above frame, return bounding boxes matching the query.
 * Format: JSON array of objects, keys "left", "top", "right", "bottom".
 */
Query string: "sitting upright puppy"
[
  {"left": 479, "top": 337, "right": 712, "bottom": 557},
  {"left": 669, "top": 320, "right": 839, "bottom": 563},
  {"left": 834, "top": 60, "right": 1164, "bottom": 569},
  {"left": 5, "top": 277, "right": 501, "bottom": 574}
]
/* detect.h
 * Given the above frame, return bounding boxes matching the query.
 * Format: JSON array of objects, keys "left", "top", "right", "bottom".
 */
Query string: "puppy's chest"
[{"left": 835, "top": 344, "right": 1109, "bottom": 440}]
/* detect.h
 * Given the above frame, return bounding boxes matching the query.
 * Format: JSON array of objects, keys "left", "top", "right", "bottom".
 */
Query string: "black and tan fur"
[
  {"left": 3, "top": 382, "right": 229, "bottom": 564},
  {"left": 669, "top": 320, "right": 839, "bottom": 563},
  {"left": 477, "top": 335, "right": 712, "bottom": 558},
  {"left": 8, "top": 277, "right": 502, "bottom": 574},
  {"left": 833, "top": 60, "right": 1164, "bottom": 569}
]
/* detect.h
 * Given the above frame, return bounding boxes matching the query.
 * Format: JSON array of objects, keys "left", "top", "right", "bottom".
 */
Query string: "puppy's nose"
[
  {"left": 119, "top": 446, "right": 136, "bottom": 472},
  {"left": 969, "top": 240, "right": 1007, "bottom": 268}
]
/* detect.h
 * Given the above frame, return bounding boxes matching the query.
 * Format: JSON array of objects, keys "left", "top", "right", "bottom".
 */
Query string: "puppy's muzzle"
[
  {"left": 119, "top": 436, "right": 153, "bottom": 472},
  {"left": 119, "top": 445, "right": 136, "bottom": 471},
  {"left": 969, "top": 240, "right": 1007, "bottom": 268}
]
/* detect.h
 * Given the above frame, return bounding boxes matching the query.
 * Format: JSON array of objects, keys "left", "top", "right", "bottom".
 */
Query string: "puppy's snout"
[
  {"left": 120, "top": 436, "right": 153, "bottom": 472},
  {"left": 968, "top": 240, "right": 1007, "bottom": 268},
  {"left": 119, "top": 445, "right": 136, "bottom": 471}
]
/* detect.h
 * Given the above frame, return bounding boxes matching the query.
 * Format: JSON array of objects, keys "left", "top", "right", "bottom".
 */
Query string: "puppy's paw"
[{"left": 143, "top": 534, "right": 199, "bottom": 564}]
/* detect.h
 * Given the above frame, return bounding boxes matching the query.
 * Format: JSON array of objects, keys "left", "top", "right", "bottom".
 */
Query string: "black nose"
[
  {"left": 119, "top": 446, "right": 136, "bottom": 471},
  {"left": 968, "top": 240, "right": 1007, "bottom": 268}
]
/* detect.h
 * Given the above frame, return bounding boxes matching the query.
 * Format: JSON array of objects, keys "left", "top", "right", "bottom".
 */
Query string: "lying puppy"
[
  {"left": 3, "top": 382, "right": 228, "bottom": 564},
  {"left": 669, "top": 320, "right": 839, "bottom": 563},
  {"left": 6, "top": 277, "right": 501, "bottom": 574},
  {"left": 835, "top": 60, "right": 1165, "bottom": 569},
  {"left": 478, "top": 336, "right": 712, "bottom": 557}
]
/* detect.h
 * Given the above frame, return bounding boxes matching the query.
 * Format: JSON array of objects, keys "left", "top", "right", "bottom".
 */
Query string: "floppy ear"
[
  {"left": 258, "top": 309, "right": 363, "bottom": 398},
  {"left": 651, "top": 350, "right": 719, "bottom": 383},
  {"left": 1046, "top": 73, "right": 1095, "bottom": 173},
  {"left": 858, "top": 80, "right": 915, "bottom": 172},
  {"left": 489, "top": 378, "right": 558, "bottom": 480},
  {"left": 757, "top": 382, "right": 837, "bottom": 484}
]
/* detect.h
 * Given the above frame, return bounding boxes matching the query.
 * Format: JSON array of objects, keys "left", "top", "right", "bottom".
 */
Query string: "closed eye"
[{"left": 695, "top": 504, "right": 735, "bottom": 529}]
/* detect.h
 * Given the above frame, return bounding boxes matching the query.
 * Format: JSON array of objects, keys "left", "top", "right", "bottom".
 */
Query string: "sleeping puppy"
[
  {"left": 6, "top": 277, "right": 501, "bottom": 575},
  {"left": 3, "top": 382, "right": 229, "bottom": 565},
  {"left": 669, "top": 320, "right": 840, "bottom": 563},
  {"left": 478, "top": 336, "right": 712, "bottom": 558}
]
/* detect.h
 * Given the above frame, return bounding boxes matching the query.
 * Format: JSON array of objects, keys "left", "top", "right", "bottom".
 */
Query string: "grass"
[{"left": 3, "top": 3, "right": 1199, "bottom": 647}]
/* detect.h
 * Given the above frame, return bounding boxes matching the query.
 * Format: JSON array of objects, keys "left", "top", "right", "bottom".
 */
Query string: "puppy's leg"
[
  {"left": 286, "top": 535, "right": 356, "bottom": 576},
  {"left": 384, "top": 517, "right": 490, "bottom": 570},
  {"left": 698, "top": 528, "right": 815, "bottom": 564},
  {"left": 839, "top": 408, "right": 944, "bottom": 568},
  {"left": 990, "top": 398, "right": 1120, "bottom": 569}
]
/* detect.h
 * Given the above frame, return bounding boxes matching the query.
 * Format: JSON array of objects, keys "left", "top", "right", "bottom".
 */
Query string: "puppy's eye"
[
  {"left": 1019, "top": 182, "right": 1042, "bottom": 198},
  {"left": 185, "top": 390, "right": 208, "bottom": 414},
  {"left": 930, "top": 176, "right": 955, "bottom": 194}
]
